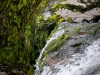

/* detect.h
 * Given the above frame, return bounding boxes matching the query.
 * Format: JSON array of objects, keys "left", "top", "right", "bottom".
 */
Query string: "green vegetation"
[
  {"left": 38, "top": 33, "right": 69, "bottom": 68},
  {"left": 51, "top": 2, "right": 84, "bottom": 13},
  {"left": 0, "top": 0, "right": 49, "bottom": 74},
  {"left": 67, "top": 17, "right": 73, "bottom": 22},
  {"left": 74, "top": 27, "right": 81, "bottom": 33},
  {"left": 37, "top": 22, "right": 100, "bottom": 68},
  {"left": 1, "top": 0, "right": 99, "bottom": 74}
]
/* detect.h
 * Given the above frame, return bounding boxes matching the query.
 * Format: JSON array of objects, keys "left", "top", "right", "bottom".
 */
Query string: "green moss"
[
  {"left": 0, "top": 0, "right": 49, "bottom": 74},
  {"left": 67, "top": 17, "right": 73, "bottom": 23},
  {"left": 51, "top": 3, "right": 60, "bottom": 11},
  {"left": 51, "top": 3, "right": 69, "bottom": 12},
  {"left": 38, "top": 33, "right": 69, "bottom": 68},
  {"left": 47, "top": 17, "right": 65, "bottom": 40},
  {"left": 2, "top": 0, "right": 99, "bottom": 74},
  {"left": 27, "top": 65, "right": 34, "bottom": 75},
  {"left": 47, "top": 13, "right": 58, "bottom": 21},
  {"left": 50, "top": 1, "right": 86, "bottom": 13},
  {"left": 74, "top": 27, "right": 81, "bottom": 33},
  {"left": 36, "top": 15, "right": 44, "bottom": 25},
  {"left": 57, "top": 17, "right": 65, "bottom": 25},
  {"left": 51, "top": 2, "right": 82, "bottom": 13}
]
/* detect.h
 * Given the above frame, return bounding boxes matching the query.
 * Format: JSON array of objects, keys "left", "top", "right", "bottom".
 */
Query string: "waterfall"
[
  {"left": 35, "top": 28, "right": 64, "bottom": 70},
  {"left": 34, "top": 21, "right": 100, "bottom": 75},
  {"left": 40, "top": 38, "right": 100, "bottom": 75},
  {"left": 34, "top": 0, "right": 100, "bottom": 74}
]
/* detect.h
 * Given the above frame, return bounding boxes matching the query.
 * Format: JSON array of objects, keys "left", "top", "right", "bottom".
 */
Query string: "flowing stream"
[
  {"left": 34, "top": 0, "right": 100, "bottom": 75},
  {"left": 35, "top": 22, "right": 100, "bottom": 75},
  {"left": 35, "top": 37, "right": 100, "bottom": 75},
  {"left": 40, "top": 38, "right": 100, "bottom": 75}
]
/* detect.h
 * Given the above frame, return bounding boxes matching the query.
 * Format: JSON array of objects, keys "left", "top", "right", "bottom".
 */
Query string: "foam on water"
[{"left": 41, "top": 38, "right": 100, "bottom": 75}]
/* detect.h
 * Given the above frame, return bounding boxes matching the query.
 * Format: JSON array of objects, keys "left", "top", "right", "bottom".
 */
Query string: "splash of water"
[{"left": 41, "top": 38, "right": 100, "bottom": 75}]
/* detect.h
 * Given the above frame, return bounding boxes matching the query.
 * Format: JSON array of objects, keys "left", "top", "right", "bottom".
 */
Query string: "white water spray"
[{"left": 41, "top": 38, "right": 100, "bottom": 75}]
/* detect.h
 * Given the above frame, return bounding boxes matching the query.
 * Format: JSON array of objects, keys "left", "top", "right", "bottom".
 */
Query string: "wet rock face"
[
  {"left": 43, "top": 22, "right": 100, "bottom": 67},
  {"left": 61, "top": 0, "right": 100, "bottom": 8},
  {"left": 78, "top": 0, "right": 100, "bottom": 6},
  {"left": 55, "top": 7, "right": 100, "bottom": 22},
  {"left": 78, "top": 0, "right": 99, "bottom": 3}
]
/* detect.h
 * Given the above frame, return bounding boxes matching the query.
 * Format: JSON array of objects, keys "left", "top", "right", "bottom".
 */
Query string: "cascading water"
[
  {"left": 37, "top": 38, "right": 100, "bottom": 75},
  {"left": 34, "top": 21, "right": 100, "bottom": 75},
  {"left": 35, "top": 28, "right": 64, "bottom": 70},
  {"left": 34, "top": 0, "right": 100, "bottom": 75}
]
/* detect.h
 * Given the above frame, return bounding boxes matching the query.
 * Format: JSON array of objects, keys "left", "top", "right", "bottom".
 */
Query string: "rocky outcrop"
[
  {"left": 61, "top": 0, "right": 100, "bottom": 7},
  {"left": 55, "top": 8, "right": 100, "bottom": 22},
  {"left": 37, "top": 21, "right": 100, "bottom": 72},
  {"left": 60, "top": 0, "right": 86, "bottom": 7}
]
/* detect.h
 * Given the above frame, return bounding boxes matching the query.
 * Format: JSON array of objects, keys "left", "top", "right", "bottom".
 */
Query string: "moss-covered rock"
[{"left": 37, "top": 21, "right": 100, "bottom": 69}]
